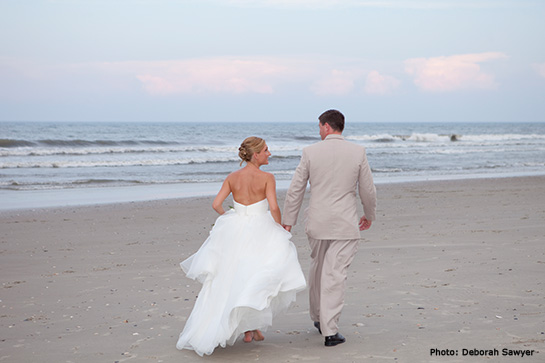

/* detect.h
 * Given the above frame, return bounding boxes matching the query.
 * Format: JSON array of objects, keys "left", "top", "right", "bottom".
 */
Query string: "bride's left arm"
[{"left": 265, "top": 173, "right": 281, "bottom": 224}]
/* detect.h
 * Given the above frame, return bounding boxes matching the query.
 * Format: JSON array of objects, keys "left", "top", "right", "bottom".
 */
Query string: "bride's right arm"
[{"left": 212, "top": 177, "right": 232, "bottom": 215}]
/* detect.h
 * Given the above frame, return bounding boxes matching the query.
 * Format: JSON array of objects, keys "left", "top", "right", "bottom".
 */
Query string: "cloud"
[
  {"left": 0, "top": 55, "right": 398, "bottom": 99},
  {"left": 223, "top": 0, "right": 526, "bottom": 9},
  {"left": 100, "top": 57, "right": 370, "bottom": 97},
  {"left": 404, "top": 52, "right": 507, "bottom": 92},
  {"left": 364, "top": 70, "right": 401, "bottom": 95},
  {"left": 535, "top": 62, "right": 545, "bottom": 79},
  {"left": 310, "top": 69, "right": 358, "bottom": 96},
  {"left": 129, "top": 58, "right": 289, "bottom": 95}
]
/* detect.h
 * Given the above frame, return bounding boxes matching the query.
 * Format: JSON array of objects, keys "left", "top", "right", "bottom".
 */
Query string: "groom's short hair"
[{"left": 319, "top": 109, "right": 345, "bottom": 132}]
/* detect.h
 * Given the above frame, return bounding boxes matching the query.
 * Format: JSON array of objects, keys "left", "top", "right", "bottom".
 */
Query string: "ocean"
[{"left": 1, "top": 121, "right": 545, "bottom": 209}]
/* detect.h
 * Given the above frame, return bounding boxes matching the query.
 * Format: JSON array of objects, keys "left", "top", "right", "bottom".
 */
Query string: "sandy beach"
[{"left": 1, "top": 176, "right": 544, "bottom": 363}]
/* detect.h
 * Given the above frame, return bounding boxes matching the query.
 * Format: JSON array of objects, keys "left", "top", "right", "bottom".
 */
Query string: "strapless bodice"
[{"left": 233, "top": 199, "right": 268, "bottom": 216}]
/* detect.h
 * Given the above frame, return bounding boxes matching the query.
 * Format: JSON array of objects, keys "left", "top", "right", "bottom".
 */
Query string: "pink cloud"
[
  {"left": 131, "top": 58, "right": 289, "bottom": 95},
  {"left": 404, "top": 52, "right": 507, "bottom": 92},
  {"left": 135, "top": 75, "right": 181, "bottom": 95},
  {"left": 310, "top": 69, "right": 357, "bottom": 96},
  {"left": 226, "top": 0, "right": 502, "bottom": 9},
  {"left": 364, "top": 70, "right": 400, "bottom": 95},
  {"left": 535, "top": 62, "right": 545, "bottom": 79}
]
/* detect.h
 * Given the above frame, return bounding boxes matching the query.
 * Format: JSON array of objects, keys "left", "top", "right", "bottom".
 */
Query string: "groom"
[{"left": 282, "top": 109, "right": 377, "bottom": 347}]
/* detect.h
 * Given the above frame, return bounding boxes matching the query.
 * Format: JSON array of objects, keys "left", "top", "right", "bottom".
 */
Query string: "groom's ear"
[{"left": 322, "top": 122, "right": 330, "bottom": 132}]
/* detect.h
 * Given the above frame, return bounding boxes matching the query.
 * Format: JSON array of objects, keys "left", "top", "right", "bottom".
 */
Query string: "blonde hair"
[{"left": 238, "top": 136, "right": 266, "bottom": 166}]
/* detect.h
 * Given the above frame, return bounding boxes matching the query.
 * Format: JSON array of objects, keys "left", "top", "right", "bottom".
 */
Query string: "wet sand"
[{"left": 1, "top": 176, "right": 544, "bottom": 362}]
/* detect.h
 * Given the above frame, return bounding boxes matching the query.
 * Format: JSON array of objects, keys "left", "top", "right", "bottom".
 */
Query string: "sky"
[{"left": 1, "top": 0, "right": 544, "bottom": 123}]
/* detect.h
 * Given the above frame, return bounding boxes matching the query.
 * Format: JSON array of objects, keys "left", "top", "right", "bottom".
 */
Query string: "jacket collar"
[{"left": 324, "top": 134, "right": 344, "bottom": 141}]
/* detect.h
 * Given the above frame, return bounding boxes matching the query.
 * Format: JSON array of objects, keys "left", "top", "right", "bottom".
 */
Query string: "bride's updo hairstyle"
[{"left": 238, "top": 137, "right": 266, "bottom": 166}]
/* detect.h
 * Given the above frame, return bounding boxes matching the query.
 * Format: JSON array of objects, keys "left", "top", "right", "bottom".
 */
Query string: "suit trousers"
[{"left": 308, "top": 237, "right": 359, "bottom": 337}]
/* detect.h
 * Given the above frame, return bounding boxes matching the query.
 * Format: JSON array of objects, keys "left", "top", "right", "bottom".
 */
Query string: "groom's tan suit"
[{"left": 283, "top": 134, "right": 376, "bottom": 337}]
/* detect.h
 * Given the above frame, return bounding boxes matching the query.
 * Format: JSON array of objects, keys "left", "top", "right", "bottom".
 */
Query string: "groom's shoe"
[
  {"left": 324, "top": 333, "right": 346, "bottom": 347},
  {"left": 313, "top": 321, "right": 322, "bottom": 334}
]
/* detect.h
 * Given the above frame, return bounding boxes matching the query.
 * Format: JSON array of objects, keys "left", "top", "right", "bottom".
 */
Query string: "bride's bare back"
[
  {"left": 212, "top": 139, "right": 281, "bottom": 224},
  {"left": 212, "top": 164, "right": 281, "bottom": 224},
  {"left": 228, "top": 166, "right": 270, "bottom": 205}
]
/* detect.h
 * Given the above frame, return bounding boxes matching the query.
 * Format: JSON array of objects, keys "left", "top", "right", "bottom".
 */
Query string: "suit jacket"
[{"left": 283, "top": 134, "right": 376, "bottom": 240}]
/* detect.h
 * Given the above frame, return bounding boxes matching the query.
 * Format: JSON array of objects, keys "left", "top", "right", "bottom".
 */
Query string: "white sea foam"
[
  {"left": 407, "top": 133, "right": 451, "bottom": 142},
  {"left": 347, "top": 133, "right": 401, "bottom": 142},
  {"left": 0, "top": 156, "right": 241, "bottom": 169},
  {"left": 0, "top": 145, "right": 241, "bottom": 157},
  {"left": 460, "top": 133, "right": 545, "bottom": 142}
]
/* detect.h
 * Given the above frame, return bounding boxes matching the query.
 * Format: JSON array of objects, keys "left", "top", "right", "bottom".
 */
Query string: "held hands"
[
  {"left": 359, "top": 216, "right": 372, "bottom": 231},
  {"left": 282, "top": 224, "right": 292, "bottom": 232}
]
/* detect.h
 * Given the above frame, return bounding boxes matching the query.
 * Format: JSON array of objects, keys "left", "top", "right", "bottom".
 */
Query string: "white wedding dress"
[{"left": 176, "top": 199, "right": 306, "bottom": 356}]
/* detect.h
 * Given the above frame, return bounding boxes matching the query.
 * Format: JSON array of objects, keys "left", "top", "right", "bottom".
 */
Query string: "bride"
[{"left": 176, "top": 136, "right": 306, "bottom": 356}]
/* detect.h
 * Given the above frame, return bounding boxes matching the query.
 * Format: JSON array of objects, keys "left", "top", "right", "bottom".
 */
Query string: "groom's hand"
[
  {"left": 359, "top": 216, "right": 372, "bottom": 231},
  {"left": 282, "top": 224, "right": 292, "bottom": 232}
]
